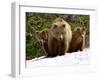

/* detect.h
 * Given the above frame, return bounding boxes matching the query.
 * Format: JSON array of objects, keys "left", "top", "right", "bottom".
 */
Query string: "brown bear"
[
  {"left": 48, "top": 18, "right": 72, "bottom": 57},
  {"left": 35, "top": 29, "right": 49, "bottom": 55},
  {"left": 68, "top": 27, "right": 86, "bottom": 53}
]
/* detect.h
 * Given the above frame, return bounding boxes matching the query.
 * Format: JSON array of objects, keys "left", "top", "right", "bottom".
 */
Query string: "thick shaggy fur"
[
  {"left": 36, "top": 29, "right": 49, "bottom": 55},
  {"left": 48, "top": 18, "right": 72, "bottom": 57},
  {"left": 68, "top": 27, "right": 86, "bottom": 53}
]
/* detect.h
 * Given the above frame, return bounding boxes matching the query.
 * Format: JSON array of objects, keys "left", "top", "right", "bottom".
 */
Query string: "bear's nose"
[{"left": 59, "top": 35, "right": 63, "bottom": 40}]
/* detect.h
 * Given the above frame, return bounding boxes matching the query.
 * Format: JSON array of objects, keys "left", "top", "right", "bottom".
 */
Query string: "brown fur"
[
  {"left": 48, "top": 18, "right": 72, "bottom": 57},
  {"left": 68, "top": 27, "right": 86, "bottom": 53},
  {"left": 35, "top": 29, "right": 49, "bottom": 55}
]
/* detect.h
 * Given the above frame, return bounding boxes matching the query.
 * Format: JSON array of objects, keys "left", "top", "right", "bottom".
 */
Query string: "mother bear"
[{"left": 47, "top": 17, "right": 72, "bottom": 57}]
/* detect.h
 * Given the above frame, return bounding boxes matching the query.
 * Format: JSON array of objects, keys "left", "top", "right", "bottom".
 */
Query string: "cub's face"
[
  {"left": 36, "top": 29, "right": 48, "bottom": 42},
  {"left": 75, "top": 27, "right": 86, "bottom": 38},
  {"left": 51, "top": 18, "right": 66, "bottom": 41}
]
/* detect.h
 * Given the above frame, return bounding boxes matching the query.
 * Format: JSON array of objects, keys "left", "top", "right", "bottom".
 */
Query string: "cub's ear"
[
  {"left": 76, "top": 27, "right": 81, "bottom": 32},
  {"left": 42, "top": 31, "right": 45, "bottom": 34},
  {"left": 35, "top": 31, "right": 39, "bottom": 35}
]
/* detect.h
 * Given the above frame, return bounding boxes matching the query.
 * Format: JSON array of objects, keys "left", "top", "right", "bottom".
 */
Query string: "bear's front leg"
[
  {"left": 58, "top": 40, "right": 67, "bottom": 56},
  {"left": 48, "top": 38, "right": 58, "bottom": 57}
]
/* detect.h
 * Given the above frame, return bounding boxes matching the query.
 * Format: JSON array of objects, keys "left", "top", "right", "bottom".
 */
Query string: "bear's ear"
[
  {"left": 62, "top": 24, "right": 65, "bottom": 28},
  {"left": 53, "top": 24, "right": 57, "bottom": 29}
]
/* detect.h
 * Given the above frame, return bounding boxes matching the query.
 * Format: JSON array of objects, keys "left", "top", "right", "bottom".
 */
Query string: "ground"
[{"left": 26, "top": 48, "right": 90, "bottom": 68}]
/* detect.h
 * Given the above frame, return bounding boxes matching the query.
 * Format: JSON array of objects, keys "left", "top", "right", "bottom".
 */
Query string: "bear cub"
[
  {"left": 68, "top": 27, "right": 86, "bottom": 53},
  {"left": 36, "top": 29, "right": 49, "bottom": 55}
]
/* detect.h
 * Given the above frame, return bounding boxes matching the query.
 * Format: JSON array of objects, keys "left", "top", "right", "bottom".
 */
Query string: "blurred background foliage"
[{"left": 26, "top": 12, "right": 89, "bottom": 60}]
